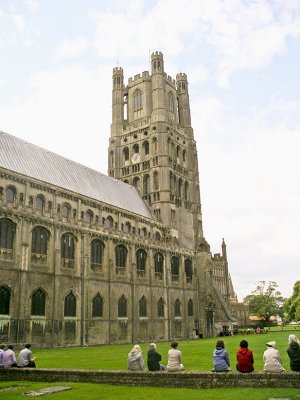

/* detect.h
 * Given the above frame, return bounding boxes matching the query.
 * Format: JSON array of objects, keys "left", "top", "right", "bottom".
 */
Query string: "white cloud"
[
  {"left": 12, "top": 13, "right": 26, "bottom": 32},
  {"left": 56, "top": 36, "right": 89, "bottom": 58},
  {"left": 0, "top": 66, "right": 111, "bottom": 173},
  {"left": 26, "top": 0, "right": 40, "bottom": 12},
  {"left": 192, "top": 94, "right": 300, "bottom": 299}
]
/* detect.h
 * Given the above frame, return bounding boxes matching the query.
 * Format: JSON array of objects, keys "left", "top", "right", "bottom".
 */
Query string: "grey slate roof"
[{"left": 0, "top": 130, "right": 153, "bottom": 219}]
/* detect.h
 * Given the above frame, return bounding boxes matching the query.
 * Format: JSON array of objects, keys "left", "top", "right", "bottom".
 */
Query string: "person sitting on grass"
[
  {"left": 2, "top": 345, "right": 17, "bottom": 368},
  {"left": 236, "top": 339, "right": 254, "bottom": 373},
  {"left": 127, "top": 344, "right": 144, "bottom": 371},
  {"left": 212, "top": 339, "right": 231, "bottom": 372},
  {"left": 147, "top": 343, "right": 165, "bottom": 371},
  {"left": 17, "top": 344, "right": 36, "bottom": 368},
  {"left": 286, "top": 334, "right": 300, "bottom": 372},
  {"left": 167, "top": 341, "right": 184, "bottom": 372},
  {"left": 263, "top": 341, "right": 285, "bottom": 372}
]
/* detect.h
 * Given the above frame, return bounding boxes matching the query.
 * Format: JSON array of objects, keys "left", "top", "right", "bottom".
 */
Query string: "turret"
[
  {"left": 151, "top": 52, "right": 167, "bottom": 123},
  {"left": 111, "top": 67, "right": 124, "bottom": 137},
  {"left": 176, "top": 73, "right": 192, "bottom": 136}
]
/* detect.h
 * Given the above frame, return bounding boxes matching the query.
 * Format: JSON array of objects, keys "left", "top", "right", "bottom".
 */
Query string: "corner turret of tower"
[{"left": 113, "top": 67, "right": 123, "bottom": 75}]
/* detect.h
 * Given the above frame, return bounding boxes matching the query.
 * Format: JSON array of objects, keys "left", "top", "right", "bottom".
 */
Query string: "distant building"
[{"left": 0, "top": 52, "right": 241, "bottom": 347}]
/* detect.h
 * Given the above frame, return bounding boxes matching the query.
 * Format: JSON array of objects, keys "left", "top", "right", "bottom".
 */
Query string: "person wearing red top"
[{"left": 236, "top": 340, "right": 254, "bottom": 373}]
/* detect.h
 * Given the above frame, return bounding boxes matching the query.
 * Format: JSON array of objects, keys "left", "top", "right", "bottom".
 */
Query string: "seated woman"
[
  {"left": 127, "top": 344, "right": 144, "bottom": 371},
  {"left": 236, "top": 340, "right": 254, "bottom": 372},
  {"left": 147, "top": 343, "right": 165, "bottom": 371},
  {"left": 212, "top": 340, "right": 231, "bottom": 372},
  {"left": 167, "top": 341, "right": 184, "bottom": 372},
  {"left": 286, "top": 335, "right": 300, "bottom": 372}
]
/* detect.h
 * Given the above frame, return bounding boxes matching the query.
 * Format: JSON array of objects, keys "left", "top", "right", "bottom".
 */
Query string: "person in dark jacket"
[
  {"left": 147, "top": 343, "right": 165, "bottom": 371},
  {"left": 287, "top": 334, "right": 300, "bottom": 371},
  {"left": 236, "top": 340, "right": 254, "bottom": 372},
  {"left": 212, "top": 339, "right": 230, "bottom": 372}
]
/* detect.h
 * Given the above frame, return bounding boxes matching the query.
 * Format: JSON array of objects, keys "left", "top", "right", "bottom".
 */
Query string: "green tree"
[
  {"left": 284, "top": 281, "right": 300, "bottom": 322},
  {"left": 243, "top": 281, "right": 284, "bottom": 322}
]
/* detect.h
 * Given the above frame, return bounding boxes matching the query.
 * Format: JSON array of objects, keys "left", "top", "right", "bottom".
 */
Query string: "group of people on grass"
[
  {"left": 128, "top": 334, "right": 300, "bottom": 373},
  {"left": 0, "top": 344, "right": 36, "bottom": 369}
]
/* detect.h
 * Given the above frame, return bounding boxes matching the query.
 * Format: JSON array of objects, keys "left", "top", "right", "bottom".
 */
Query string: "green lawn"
[
  {"left": 1, "top": 331, "right": 300, "bottom": 400},
  {"left": 0, "top": 382, "right": 300, "bottom": 400},
  {"left": 32, "top": 330, "right": 295, "bottom": 371}
]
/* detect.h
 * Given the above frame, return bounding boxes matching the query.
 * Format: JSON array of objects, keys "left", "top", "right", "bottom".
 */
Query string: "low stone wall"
[{"left": 1, "top": 368, "right": 300, "bottom": 388}]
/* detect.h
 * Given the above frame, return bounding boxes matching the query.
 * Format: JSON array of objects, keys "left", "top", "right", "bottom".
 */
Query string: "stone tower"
[{"left": 108, "top": 52, "right": 203, "bottom": 250}]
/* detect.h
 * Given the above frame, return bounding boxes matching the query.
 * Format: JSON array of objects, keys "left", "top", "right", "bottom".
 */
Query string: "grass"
[
  {"left": 0, "top": 382, "right": 300, "bottom": 400},
  {"left": 32, "top": 330, "right": 295, "bottom": 371},
  {"left": 1, "top": 331, "right": 300, "bottom": 399}
]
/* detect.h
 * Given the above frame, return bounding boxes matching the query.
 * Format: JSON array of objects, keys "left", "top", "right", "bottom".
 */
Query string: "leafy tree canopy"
[
  {"left": 243, "top": 281, "right": 284, "bottom": 322},
  {"left": 284, "top": 280, "right": 300, "bottom": 322}
]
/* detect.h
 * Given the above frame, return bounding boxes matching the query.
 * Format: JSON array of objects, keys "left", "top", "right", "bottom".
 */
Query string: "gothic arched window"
[
  {"left": 61, "top": 233, "right": 75, "bottom": 268},
  {"left": 188, "top": 299, "right": 194, "bottom": 317},
  {"left": 62, "top": 204, "right": 71, "bottom": 219},
  {"left": 133, "top": 89, "right": 143, "bottom": 111},
  {"left": 86, "top": 210, "right": 93, "bottom": 226},
  {"left": 31, "top": 288, "right": 46, "bottom": 316},
  {"left": 6, "top": 187, "right": 15, "bottom": 203},
  {"left": 36, "top": 195, "right": 44, "bottom": 211},
  {"left": 123, "top": 147, "right": 129, "bottom": 161},
  {"left": 168, "top": 92, "right": 175, "bottom": 112},
  {"left": 92, "top": 294, "right": 103, "bottom": 318},
  {"left": 136, "top": 249, "right": 147, "bottom": 272},
  {"left": 64, "top": 292, "right": 76, "bottom": 317},
  {"left": 118, "top": 295, "right": 127, "bottom": 318},
  {"left": 0, "top": 285, "right": 11, "bottom": 315},
  {"left": 106, "top": 216, "right": 114, "bottom": 229},
  {"left": 143, "top": 141, "right": 149, "bottom": 155},
  {"left": 133, "top": 177, "right": 140, "bottom": 192},
  {"left": 153, "top": 171, "right": 159, "bottom": 191},
  {"left": 139, "top": 296, "right": 147, "bottom": 317},
  {"left": 115, "top": 244, "right": 127, "bottom": 268},
  {"left": 185, "top": 259, "right": 193, "bottom": 283},
  {"left": 171, "top": 256, "right": 179, "bottom": 281},
  {"left": 32, "top": 226, "right": 49, "bottom": 255},
  {"left": 158, "top": 297, "right": 165, "bottom": 317},
  {"left": 174, "top": 298, "right": 181, "bottom": 317},
  {"left": 154, "top": 252, "right": 164, "bottom": 280},
  {"left": 91, "top": 239, "right": 104, "bottom": 268},
  {"left": 0, "top": 218, "right": 15, "bottom": 250},
  {"left": 143, "top": 175, "right": 150, "bottom": 195}
]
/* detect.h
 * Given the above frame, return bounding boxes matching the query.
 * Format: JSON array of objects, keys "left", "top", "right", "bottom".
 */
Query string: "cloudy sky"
[{"left": 0, "top": 0, "right": 299, "bottom": 301}]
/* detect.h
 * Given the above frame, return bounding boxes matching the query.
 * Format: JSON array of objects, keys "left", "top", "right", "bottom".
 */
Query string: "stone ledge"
[{"left": 1, "top": 368, "right": 300, "bottom": 388}]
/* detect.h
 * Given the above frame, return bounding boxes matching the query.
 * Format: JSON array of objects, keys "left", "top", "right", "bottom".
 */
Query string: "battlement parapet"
[
  {"left": 113, "top": 67, "right": 123, "bottom": 74},
  {"left": 151, "top": 51, "right": 163, "bottom": 58},
  {"left": 176, "top": 73, "right": 187, "bottom": 80}
]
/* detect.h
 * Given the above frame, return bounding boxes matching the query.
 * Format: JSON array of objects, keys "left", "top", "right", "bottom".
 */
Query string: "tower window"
[
  {"left": 171, "top": 256, "right": 179, "bottom": 281},
  {"left": 133, "top": 89, "right": 143, "bottom": 111},
  {"left": 91, "top": 239, "right": 104, "bottom": 268},
  {"left": 123, "top": 147, "right": 129, "bottom": 161}
]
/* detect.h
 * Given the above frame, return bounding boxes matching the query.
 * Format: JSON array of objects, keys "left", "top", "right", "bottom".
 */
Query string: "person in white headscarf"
[
  {"left": 263, "top": 341, "right": 285, "bottom": 372},
  {"left": 127, "top": 344, "right": 144, "bottom": 370},
  {"left": 286, "top": 334, "right": 300, "bottom": 371}
]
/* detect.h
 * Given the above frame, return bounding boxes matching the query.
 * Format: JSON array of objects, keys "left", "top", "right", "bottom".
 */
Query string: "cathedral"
[{"left": 0, "top": 52, "right": 244, "bottom": 347}]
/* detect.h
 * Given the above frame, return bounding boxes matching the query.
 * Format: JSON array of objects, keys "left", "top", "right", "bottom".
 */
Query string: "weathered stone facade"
[{"left": 0, "top": 52, "right": 239, "bottom": 348}]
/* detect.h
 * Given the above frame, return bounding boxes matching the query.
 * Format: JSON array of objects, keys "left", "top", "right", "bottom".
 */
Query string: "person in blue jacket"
[{"left": 212, "top": 339, "right": 231, "bottom": 372}]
